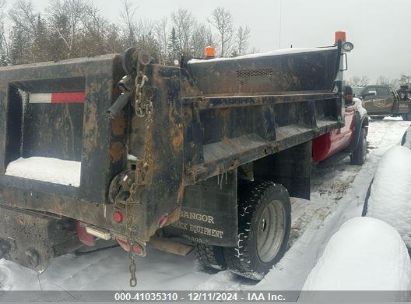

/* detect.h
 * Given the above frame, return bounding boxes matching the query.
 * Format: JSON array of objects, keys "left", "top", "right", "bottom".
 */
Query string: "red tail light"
[{"left": 112, "top": 211, "right": 124, "bottom": 223}]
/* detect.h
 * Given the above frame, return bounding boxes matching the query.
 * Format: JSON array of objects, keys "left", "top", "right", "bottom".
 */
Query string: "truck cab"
[{"left": 313, "top": 86, "right": 369, "bottom": 164}]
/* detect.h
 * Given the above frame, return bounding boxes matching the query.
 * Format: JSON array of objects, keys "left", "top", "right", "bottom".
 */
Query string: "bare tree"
[
  {"left": 0, "top": 0, "right": 8, "bottom": 65},
  {"left": 154, "top": 17, "right": 169, "bottom": 64},
  {"left": 235, "top": 25, "right": 250, "bottom": 56},
  {"left": 191, "top": 23, "right": 214, "bottom": 58},
  {"left": 209, "top": 7, "right": 234, "bottom": 57},
  {"left": 0, "top": 0, "right": 252, "bottom": 66},
  {"left": 8, "top": 0, "right": 37, "bottom": 64},
  {"left": 376, "top": 75, "right": 390, "bottom": 86},
  {"left": 9, "top": 0, "right": 37, "bottom": 35},
  {"left": 47, "top": 0, "right": 91, "bottom": 58},
  {"left": 350, "top": 75, "right": 369, "bottom": 87},
  {"left": 171, "top": 9, "right": 195, "bottom": 56},
  {"left": 120, "top": 0, "right": 138, "bottom": 47},
  {"left": 400, "top": 75, "right": 411, "bottom": 86}
]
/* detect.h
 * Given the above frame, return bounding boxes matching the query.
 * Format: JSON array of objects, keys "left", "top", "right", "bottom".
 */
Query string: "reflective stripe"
[
  {"left": 29, "top": 92, "right": 85, "bottom": 104},
  {"left": 29, "top": 93, "right": 52, "bottom": 103}
]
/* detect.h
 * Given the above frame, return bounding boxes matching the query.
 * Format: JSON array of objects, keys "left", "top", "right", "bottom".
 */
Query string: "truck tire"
[
  {"left": 195, "top": 244, "right": 226, "bottom": 271},
  {"left": 351, "top": 128, "right": 367, "bottom": 165},
  {"left": 223, "top": 181, "right": 291, "bottom": 281}
]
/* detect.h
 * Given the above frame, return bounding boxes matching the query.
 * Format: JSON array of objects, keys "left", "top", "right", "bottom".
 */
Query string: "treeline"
[
  {"left": 348, "top": 75, "right": 411, "bottom": 89},
  {"left": 0, "top": 0, "right": 251, "bottom": 66}
]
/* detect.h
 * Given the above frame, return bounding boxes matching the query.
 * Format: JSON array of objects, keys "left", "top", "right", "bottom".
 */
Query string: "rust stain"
[
  {"left": 171, "top": 128, "right": 184, "bottom": 151},
  {"left": 83, "top": 100, "right": 98, "bottom": 157},
  {"left": 110, "top": 142, "right": 125, "bottom": 162},
  {"left": 112, "top": 112, "right": 126, "bottom": 136}
]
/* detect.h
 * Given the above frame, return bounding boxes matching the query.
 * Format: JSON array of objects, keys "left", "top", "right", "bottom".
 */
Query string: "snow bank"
[
  {"left": 383, "top": 116, "right": 403, "bottom": 121},
  {"left": 367, "top": 146, "right": 411, "bottom": 247},
  {"left": 353, "top": 97, "right": 367, "bottom": 118},
  {"left": 6, "top": 157, "right": 81, "bottom": 187},
  {"left": 189, "top": 47, "right": 334, "bottom": 64},
  {"left": 302, "top": 217, "right": 411, "bottom": 291}
]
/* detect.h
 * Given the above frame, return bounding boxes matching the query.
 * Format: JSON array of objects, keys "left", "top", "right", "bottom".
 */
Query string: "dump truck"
[{"left": 0, "top": 32, "right": 354, "bottom": 283}]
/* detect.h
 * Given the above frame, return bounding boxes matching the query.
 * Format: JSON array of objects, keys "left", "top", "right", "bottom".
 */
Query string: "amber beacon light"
[
  {"left": 204, "top": 46, "right": 216, "bottom": 59},
  {"left": 335, "top": 31, "right": 347, "bottom": 43},
  {"left": 335, "top": 31, "right": 354, "bottom": 52}
]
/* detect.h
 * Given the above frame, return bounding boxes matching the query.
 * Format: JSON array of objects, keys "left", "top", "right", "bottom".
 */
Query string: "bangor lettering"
[
  {"left": 172, "top": 222, "right": 224, "bottom": 239},
  {"left": 181, "top": 211, "right": 215, "bottom": 224},
  {"left": 189, "top": 224, "right": 224, "bottom": 239}
]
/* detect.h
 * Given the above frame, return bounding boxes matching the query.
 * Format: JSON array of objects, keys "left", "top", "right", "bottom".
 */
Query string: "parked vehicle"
[
  {"left": 313, "top": 86, "right": 369, "bottom": 165},
  {"left": 359, "top": 85, "right": 411, "bottom": 119},
  {"left": 0, "top": 33, "right": 353, "bottom": 283},
  {"left": 398, "top": 85, "right": 411, "bottom": 102},
  {"left": 352, "top": 86, "right": 365, "bottom": 98}
]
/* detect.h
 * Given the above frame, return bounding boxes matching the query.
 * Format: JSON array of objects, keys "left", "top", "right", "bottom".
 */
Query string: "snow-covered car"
[
  {"left": 363, "top": 145, "right": 411, "bottom": 248},
  {"left": 301, "top": 217, "right": 410, "bottom": 301}
]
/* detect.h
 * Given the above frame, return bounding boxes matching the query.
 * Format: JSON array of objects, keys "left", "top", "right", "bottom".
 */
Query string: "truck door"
[
  {"left": 377, "top": 86, "right": 395, "bottom": 114},
  {"left": 329, "top": 103, "right": 355, "bottom": 151}
]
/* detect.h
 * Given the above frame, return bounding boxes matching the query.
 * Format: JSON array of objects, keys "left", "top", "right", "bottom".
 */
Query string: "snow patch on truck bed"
[
  {"left": 367, "top": 146, "right": 411, "bottom": 247},
  {"left": 189, "top": 47, "right": 334, "bottom": 63},
  {"left": 5, "top": 157, "right": 81, "bottom": 187},
  {"left": 302, "top": 217, "right": 411, "bottom": 291}
]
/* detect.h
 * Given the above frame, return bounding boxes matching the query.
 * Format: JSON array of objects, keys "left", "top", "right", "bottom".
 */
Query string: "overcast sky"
[{"left": 11, "top": 0, "right": 411, "bottom": 81}]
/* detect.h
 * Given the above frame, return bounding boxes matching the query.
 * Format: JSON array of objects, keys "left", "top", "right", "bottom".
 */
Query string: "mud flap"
[
  {"left": 0, "top": 206, "right": 81, "bottom": 272},
  {"left": 168, "top": 170, "right": 238, "bottom": 247},
  {"left": 254, "top": 141, "right": 312, "bottom": 200}
]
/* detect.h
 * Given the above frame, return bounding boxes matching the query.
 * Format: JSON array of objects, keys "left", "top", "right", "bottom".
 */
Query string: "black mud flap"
[
  {"left": 168, "top": 170, "right": 238, "bottom": 247},
  {"left": 254, "top": 141, "right": 312, "bottom": 200},
  {"left": 0, "top": 206, "right": 81, "bottom": 272}
]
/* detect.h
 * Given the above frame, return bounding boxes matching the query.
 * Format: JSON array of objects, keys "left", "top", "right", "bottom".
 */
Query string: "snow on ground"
[
  {"left": 0, "top": 120, "right": 409, "bottom": 291},
  {"left": 5, "top": 157, "right": 81, "bottom": 187},
  {"left": 302, "top": 217, "right": 411, "bottom": 291},
  {"left": 366, "top": 146, "right": 411, "bottom": 247},
  {"left": 383, "top": 116, "right": 404, "bottom": 121}
]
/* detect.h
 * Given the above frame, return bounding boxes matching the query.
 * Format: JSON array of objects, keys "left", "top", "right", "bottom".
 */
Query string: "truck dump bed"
[{"left": 0, "top": 46, "right": 344, "bottom": 269}]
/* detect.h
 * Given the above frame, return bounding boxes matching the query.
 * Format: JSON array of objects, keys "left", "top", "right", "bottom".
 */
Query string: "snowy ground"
[{"left": 0, "top": 119, "right": 409, "bottom": 291}]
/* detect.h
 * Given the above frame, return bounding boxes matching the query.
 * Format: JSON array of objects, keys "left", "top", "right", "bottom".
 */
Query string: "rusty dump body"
[{"left": 0, "top": 45, "right": 344, "bottom": 270}]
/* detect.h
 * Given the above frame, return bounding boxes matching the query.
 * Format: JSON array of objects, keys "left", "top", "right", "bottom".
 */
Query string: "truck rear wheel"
[
  {"left": 223, "top": 181, "right": 291, "bottom": 281},
  {"left": 351, "top": 128, "right": 367, "bottom": 165},
  {"left": 195, "top": 244, "right": 226, "bottom": 271}
]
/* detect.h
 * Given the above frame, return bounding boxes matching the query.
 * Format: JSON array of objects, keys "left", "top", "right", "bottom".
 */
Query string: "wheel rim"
[{"left": 256, "top": 200, "right": 286, "bottom": 263}]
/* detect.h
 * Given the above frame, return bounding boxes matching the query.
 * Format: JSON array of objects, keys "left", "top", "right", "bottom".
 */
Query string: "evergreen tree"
[{"left": 167, "top": 27, "right": 179, "bottom": 62}]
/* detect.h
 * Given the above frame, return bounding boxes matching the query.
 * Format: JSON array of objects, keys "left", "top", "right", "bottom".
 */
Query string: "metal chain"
[
  {"left": 124, "top": 184, "right": 138, "bottom": 288},
  {"left": 128, "top": 245, "right": 137, "bottom": 287},
  {"left": 135, "top": 73, "right": 152, "bottom": 118}
]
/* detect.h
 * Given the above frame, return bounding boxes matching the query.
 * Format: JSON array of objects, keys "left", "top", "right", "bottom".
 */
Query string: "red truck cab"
[{"left": 313, "top": 88, "right": 369, "bottom": 164}]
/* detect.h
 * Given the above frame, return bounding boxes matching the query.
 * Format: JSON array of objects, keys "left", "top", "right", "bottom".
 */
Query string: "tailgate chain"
[
  {"left": 134, "top": 72, "right": 151, "bottom": 118},
  {"left": 128, "top": 246, "right": 137, "bottom": 287},
  {"left": 125, "top": 183, "right": 138, "bottom": 288}
]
